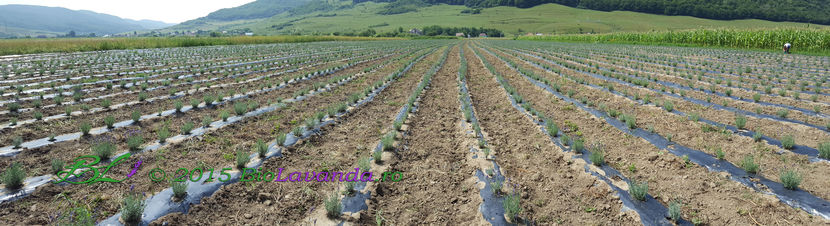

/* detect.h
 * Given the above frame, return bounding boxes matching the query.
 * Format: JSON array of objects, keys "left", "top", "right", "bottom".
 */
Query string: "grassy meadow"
[{"left": 243, "top": 3, "right": 827, "bottom": 36}]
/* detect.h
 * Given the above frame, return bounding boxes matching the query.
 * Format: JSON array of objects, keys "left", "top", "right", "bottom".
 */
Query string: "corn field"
[{"left": 519, "top": 28, "right": 830, "bottom": 54}]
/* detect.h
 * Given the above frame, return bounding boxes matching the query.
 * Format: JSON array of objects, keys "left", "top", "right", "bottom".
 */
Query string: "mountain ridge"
[{"left": 0, "top": 4, "right": 176, "bottom": 38}]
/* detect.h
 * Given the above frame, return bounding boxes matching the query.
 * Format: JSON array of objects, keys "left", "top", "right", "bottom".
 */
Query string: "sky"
[{"left": 0, "top": 0, "right": 257, "bottom": 23}]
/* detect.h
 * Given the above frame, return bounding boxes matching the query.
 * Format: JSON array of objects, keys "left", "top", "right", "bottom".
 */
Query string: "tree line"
[
  {"left": 331, "top": 25, "right": 503, "bottom": 37},
  {"left": 354, "top": 0, "right": 830, "bottom": 25}
]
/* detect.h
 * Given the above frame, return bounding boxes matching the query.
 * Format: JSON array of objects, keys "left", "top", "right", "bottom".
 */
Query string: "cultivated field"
[{"left": 1, "top": 40, "right": 829, "bottom": 225}]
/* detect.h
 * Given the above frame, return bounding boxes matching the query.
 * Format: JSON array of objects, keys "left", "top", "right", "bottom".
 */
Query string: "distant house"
[
  {"left": 535, "top": 33, "right": 543, "bottom": 36},
  {"left": 244, "top": 32, "right": 254, "bottom": 36},
  {"left": 479, "top": 33, "right": 487, "bottom": 38},
  {"left": 409, "top": 28, "right": 422, "bottom": 35},
  {"left": 525, "top": 32, "right": 534, "bottom": 36},
  {"left": 455, "top": 33, "right": 465, "bottom": 37}
]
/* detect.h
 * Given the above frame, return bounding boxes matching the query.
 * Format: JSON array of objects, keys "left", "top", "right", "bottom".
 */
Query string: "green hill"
[
  {"left": 0, "top": 4, "right": 175, "bottom": 38},
  {"left": 164, "top": 2, "right": 827, "bottom": 36},
  {"left": 205, "top": 0, "right": 313, "bottom": 21}
]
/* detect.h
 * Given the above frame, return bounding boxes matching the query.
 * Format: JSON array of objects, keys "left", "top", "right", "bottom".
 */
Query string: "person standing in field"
[{"left": 783, "top": 43, "right": 792, "bottom": 54}]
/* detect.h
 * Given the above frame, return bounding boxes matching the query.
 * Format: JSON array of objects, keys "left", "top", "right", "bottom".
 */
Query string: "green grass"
[
  {"left": 235, "top": 3, "right": 827, "bottom": 37},
  {"left": 0, "top": 36, "right": 388, "bottom": 56}
]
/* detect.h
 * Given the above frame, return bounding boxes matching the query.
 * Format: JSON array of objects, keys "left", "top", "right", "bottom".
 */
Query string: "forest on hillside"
[{"left": 354, "top": 0, "right": 830, "bottom": 25}]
